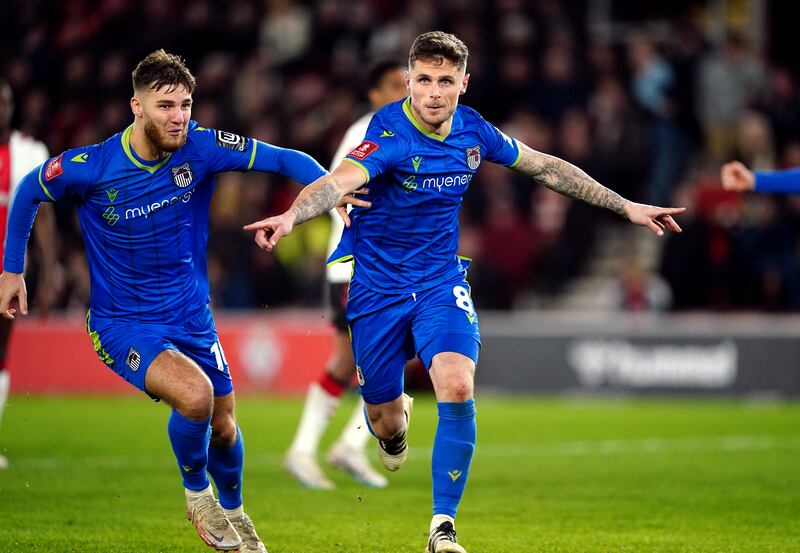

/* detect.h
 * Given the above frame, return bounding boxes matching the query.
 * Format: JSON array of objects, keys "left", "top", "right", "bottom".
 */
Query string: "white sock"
[
  {"left": 336, "top": 397, "right": 372, "bottom": 450},
  {"left": 185, "top": 484, "right": 214, "bottom": 501},
  {"left": 287, "top": 382, "right": 340, "bottom": 455},
  {"left": 223, "top": 505, "right": 244, "bottom": 519},
  {"left": 0, "top": 371, "right": 9, "bottom": 428},
  {"left": 431, "top": 514, "right": 455, "bottom": 532}
]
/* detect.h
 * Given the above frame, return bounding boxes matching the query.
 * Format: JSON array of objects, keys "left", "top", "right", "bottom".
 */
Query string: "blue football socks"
[
  {"left": 431, "top": 399, "right": 476, "bottom": 517},
  {"left": 167, "top": 409, "right": 212, "bottom": 491},
  {"left": 207, "top": 427, "right": 245, "bottom": 509}
]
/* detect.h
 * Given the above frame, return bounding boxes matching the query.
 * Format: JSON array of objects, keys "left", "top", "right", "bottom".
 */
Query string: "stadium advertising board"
[{"left": 8, "top": 313, "right": 800, "bottom": 396}]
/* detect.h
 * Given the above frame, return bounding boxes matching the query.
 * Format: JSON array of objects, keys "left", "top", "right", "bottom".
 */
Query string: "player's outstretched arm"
[
  {"left": 722, "top": 161, "right": 800, "bottom": 194},
  {"left": 0, "top": 272, "right": 28, "bottom": 319},
  {"left": 511, "top": 143, "right": 684, "bottom": 236},
  {"left": 721, "top": 161, "right": 755, "bottom": 192},
  {"left": 244, "top": 161, "right": 369, "bottom": 251}
]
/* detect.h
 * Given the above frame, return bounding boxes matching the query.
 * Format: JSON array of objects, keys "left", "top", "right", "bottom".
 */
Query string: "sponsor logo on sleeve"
[
  {"left": 466, "top": 145, "right": 481, "bottom": 170},
  {"left": 348, "top": 141, "right": 379, "bottom": 160},
  {"left": 171, "top": 162, "right": 193, "bottom": 188},
  {"left": 44, "top": 154, "right": 64, "bottom": 181},
  {"left": 356, "top": 365, "right": 366, "bottom": 386},
  {"left": 215, "top": 130, "right": 249, "bottom": 152},
  {"left": 70, "top": 152, "right": 89, "bottom": 163}
]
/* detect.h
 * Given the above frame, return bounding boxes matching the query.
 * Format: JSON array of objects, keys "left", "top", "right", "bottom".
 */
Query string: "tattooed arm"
[
  {"left": 512, "top": 143, "right": 685, "bottom": 236},
  {"left": 244, "top": 160, "right": 369, "bottom": 251}
]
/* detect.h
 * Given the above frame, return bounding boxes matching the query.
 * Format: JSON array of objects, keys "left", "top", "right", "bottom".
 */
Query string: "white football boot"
[
  {"left": 186, "top": 491, "right": 242, "bottom": 551},
  {"left": 284, "top": 449, "right": 335, "bottom": 490},
  {"left": 327, "top": 442, "right": 388, "bottom": 488},
  {"left": 229, "top": 512, "right": 268, "bottom": 553},
  {"left": 426, "top": 520, "right": 467, "bottom": 553}
]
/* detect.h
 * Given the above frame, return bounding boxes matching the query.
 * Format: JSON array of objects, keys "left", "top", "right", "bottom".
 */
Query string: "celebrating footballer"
[{"left": 245, "top": 31, "right": 685, "bottom": 553}]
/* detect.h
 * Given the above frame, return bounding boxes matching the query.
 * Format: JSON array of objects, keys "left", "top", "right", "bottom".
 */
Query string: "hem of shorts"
[{"left": 417, "top": 334, "right": 481, "bottom": 368}]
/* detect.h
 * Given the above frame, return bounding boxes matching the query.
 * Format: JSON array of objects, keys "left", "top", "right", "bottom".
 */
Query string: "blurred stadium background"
[
  {"left": 4, "top": 0, "right": 800, "bottom": 396},
  {"left": 2, "top": 1, "right": 800, "bottom": 552}
]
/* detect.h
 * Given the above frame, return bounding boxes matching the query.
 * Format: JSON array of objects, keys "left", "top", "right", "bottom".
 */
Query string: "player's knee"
[
  {"left": 177, "top": 380, "right": 214, "bottom": 420},
  {"left": 431, "top": 355, "right": 475, "bottom": 402},
  {"left": 210, "top": 416, "right": 238, "bottom": 448},
  {"left": 438, "top": 373, "right": 474, "bottom": 402}
]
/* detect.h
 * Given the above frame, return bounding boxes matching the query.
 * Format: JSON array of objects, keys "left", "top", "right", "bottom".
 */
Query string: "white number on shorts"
[
  {"left": 452, "top": 285, "right": 475, "bottom": 314},
  {"left": 210, "top": 341, "right": 229, "bottom": 373}
]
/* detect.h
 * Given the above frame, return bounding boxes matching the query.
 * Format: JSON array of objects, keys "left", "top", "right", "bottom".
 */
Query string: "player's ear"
[
  {"left": 130, "top": 96, "right": 143, "bottom": 118},
  {"left": 405, "top": 69, "right": 411, "bottom": 91},
  {"left": 460, "top": 73, "right": 470, "bottom": 95}
]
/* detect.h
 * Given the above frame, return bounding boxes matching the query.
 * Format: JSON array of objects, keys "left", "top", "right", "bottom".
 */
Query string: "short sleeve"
[
  {"left": 36, "top": 147, "right": 96, "bottom": 202},
  {"left": 190, "top": 125, "right": 258, "bottom": 173},
  {"left": 477, "top": 115, "right": 521, "bottom": 168},
  {"left": 341, "top": 112, "right": 404, "bottom": 182}
]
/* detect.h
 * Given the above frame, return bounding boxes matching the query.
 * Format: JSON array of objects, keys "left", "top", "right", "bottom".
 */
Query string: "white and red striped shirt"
[{"left": 0, "top": 130, "right": 49, "bottom": 260}]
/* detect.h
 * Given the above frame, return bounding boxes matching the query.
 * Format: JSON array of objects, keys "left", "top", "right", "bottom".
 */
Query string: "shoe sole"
[{"left": 425, "top": 542, "right": 467, "bottom": 553}]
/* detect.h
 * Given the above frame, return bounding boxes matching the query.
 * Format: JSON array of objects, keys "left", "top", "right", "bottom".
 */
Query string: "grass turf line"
[{"left": 0, "top": 395, "right": 798, "bottom": 552}]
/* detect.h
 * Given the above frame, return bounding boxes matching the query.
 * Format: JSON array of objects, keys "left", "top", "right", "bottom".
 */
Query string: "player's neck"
[{"left": 129, "top": 122, "right": 166, "bottom": 160}]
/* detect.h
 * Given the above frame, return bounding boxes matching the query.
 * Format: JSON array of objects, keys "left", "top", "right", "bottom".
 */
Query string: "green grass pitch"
[{"left": 0, "top": 394, "right": 798, "bottom": 552}]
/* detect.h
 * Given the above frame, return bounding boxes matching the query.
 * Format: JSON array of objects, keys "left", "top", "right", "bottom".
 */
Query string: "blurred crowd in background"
[{"left": 4, "top": 0, "right": 800, "bottom": 313}]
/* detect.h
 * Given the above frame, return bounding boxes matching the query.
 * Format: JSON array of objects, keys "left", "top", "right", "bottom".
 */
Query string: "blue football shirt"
[
  {"left": 4, "top": 121, "right": 325, "bottom": 323},
  {"left": 330, "top": 98, "right": 520, "bottom": 294}
]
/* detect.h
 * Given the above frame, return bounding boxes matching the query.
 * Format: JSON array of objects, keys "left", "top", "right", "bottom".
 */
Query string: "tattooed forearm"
[
  {"left": 513, "top": 144, "right": 628, "bottom": 216},
  {"left": 291, "top": 175, "right": 343, "bottom": 225}
]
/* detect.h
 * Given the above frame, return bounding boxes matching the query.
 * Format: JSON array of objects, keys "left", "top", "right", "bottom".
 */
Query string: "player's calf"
[{"left": 376, "top": 393, "right": 413, "bottom": 471}]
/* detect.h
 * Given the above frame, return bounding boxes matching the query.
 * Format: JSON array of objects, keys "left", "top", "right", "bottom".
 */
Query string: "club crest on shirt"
[
  {"left": 349, "top": 141, "right": 379, "bottom": 160},
  {"left": 126, "top": 347, "right": 141, "bottom": 371},
  {"left": 45, "top": 153, "right": 64, "bottom": 181},
  {"left": 172, "top": 162, "right": 193, "bottom": 188},
  {"left": 466, "top": 145, "right": 481, "bottom": 170}
]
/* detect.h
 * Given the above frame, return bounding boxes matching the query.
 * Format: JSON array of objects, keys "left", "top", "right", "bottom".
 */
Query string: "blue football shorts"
[
  {"left": 85, "top": 307, "right": 233, "bottom": 398},
  {"left": 346, "top": 275, "right": 480, "bottom": 404}
]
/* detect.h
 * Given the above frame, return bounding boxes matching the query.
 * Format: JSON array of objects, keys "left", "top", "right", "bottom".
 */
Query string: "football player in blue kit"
[
  {"left": 0, "top": 50, "right": 366, "bottom": 553},
  {"left": 245, "top": 32, "right": 685, "bottom": 553}
]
